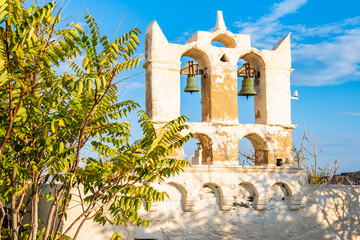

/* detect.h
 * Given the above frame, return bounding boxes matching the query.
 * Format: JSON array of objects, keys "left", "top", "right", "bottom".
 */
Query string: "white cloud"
[
  {"left": 119, "top": 82, "right": 145, "bottom": 90},
  {"left": 172, "top": 30, "right": 196, "bottom": 44},
  {"left": 233, "top": 0, "right": 360, "bottom": 86},
  {"left": 234, "top": 0, "right": 308, "bottom": 49},
  {"left": 269, "top": 0, "right": 308, "bottom": 20},
  {"left": 292, "top": 28, "right": 360, "bottom": 85},
  {"left": 341, "top": 112, "right": 360, "bottom": 116}
]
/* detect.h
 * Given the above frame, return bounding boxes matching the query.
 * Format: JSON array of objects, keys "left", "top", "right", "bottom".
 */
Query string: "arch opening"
[
  {"left": 211, "top": 34, "right": 236, "bottom": 48},
  {"left": 237, "top": 51, "right": 266, "bottom": 124},
  {"left": 238, "top": 137, "right": 255, "bottom": 166},
  {"left": 180, "top": 56, "right": 202, "bottom": 122},
  {"left": 238, "top": 133, "right": 268, "bottom": 166},
  {"left": 181, "top": 133, "right": 213, "bottom": 165},
  {"left": 181, "top": 48, "right": 210, "bottom": 69},
  {"left": 180, "top": 48, "right": 210, "bottom": 123}
]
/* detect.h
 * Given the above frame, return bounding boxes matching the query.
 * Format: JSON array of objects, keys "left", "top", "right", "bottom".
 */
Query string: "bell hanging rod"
[
  {"left": 180, "top": 61, "right": 203, "bottom": 75},
  {"left": 237, "top": 63, "right": 260, "bottom": 78}
]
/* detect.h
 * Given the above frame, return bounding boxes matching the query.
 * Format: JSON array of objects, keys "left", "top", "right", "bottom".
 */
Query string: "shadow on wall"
[
  {"left": 128, "top": 184, "right": 360, "bottom": 240},
  {"left": 57, "top": 176, "right": 360, "bottom": 239}
]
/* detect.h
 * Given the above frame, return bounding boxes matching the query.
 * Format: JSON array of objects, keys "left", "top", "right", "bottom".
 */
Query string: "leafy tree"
[{"left": 0, "top": 1, "right": 191, "bottom": 239}]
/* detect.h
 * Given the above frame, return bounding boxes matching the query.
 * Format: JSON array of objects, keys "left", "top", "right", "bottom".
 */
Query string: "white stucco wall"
[{"left": 53, "top": 167, "right": 360, "bottom": 240}]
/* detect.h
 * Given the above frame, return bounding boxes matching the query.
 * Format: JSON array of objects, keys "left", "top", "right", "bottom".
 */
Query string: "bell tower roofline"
[{"left": 214, "top": 11, "right": 226, "bottom": 31}]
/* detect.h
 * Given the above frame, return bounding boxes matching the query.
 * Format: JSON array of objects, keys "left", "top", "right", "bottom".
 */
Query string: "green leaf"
[
  {"left": 0, "top": 71, "right": 9, "bottom": 87},
  {"left": 59, "top": 142, "right": 64, "bottom": 153},
  {"left": 83, "top": 56, "right": 90, "bottom": 69},
  {"left": 134, "top": 199, "right": 141, "bottom": 212},
  {"left": 69, "top": 29, "right": 81, "bottom": 41},
  {"left": 51, "top": 121, "right": 56, "bottom": 133},
  {"left": 101, "top": 75, "right": 106, "bottom": 88},
  {"left": 145, "top": 201, "right": 151, "bottom": 211},
  {"left": 87, "top": 79, "right": 93, "bottom": 92},
  {"left": 74, "top": 24, "right": 85, "bottom": 36},
  {"left": 142, "top": 220, "right": 149, "bottom": 228},
  {"left": 78, "top": 80, "right": 83, "bottom": 95},
  {"left": 95, "top": 76, "right": 101, "bottom": 91}
]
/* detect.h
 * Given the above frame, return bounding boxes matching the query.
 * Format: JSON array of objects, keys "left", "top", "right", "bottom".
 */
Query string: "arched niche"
[
  {"left": 237, "top": 51, "right": 266, "bottom": 124},
  {"left": 211, "top": 33, "right": 236, "bottom": 48},
  {"left": 239, "top": 133, "right": 268, "bottom": 166},
  {"left": 234, "top": 182, "right": 259, "bottom": 209},
  {"left": 268, "top": 182, "right": 292, "bottom": 209},
  {"left": 167, "top": 182, "right": 187, "bottom": 212},
  {"left": 199, "top": 183, "right": 223, "bottom": 210}
]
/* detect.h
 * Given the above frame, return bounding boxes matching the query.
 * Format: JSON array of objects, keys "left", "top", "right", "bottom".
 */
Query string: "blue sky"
[{"left": 61, "top": 0, "right": 360, "bottom": 173}]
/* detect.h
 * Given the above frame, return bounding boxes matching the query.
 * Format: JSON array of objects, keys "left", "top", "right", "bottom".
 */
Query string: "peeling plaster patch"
[{"left": 215, "top": 75, "right": 225, "bottom": 83}]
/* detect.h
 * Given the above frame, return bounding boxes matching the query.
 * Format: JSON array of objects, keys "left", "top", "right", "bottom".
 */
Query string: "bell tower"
[{"left": 144, "top": 11, "right": 295, "bottom": 166}]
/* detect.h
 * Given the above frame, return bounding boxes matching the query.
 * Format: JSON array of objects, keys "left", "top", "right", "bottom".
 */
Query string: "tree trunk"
[
  {"left": 0, "top": 203, "right": 5, "bottom": 240},
  {"left": 29, "top": 175, "right": 39, "bottom": 240},
  {"left": 43, "top": 201, "right": 57, "bottom": 240},
  {"left": 11, "top": 168, "right": 18, "bottom": 240}
]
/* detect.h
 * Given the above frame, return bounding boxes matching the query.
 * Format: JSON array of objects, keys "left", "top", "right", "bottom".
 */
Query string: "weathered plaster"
[
  {"left": 57, "top": 169, "right": 360, "bottom": 240},
  {"left": 145, "top": 10, "right": 295, "bottom": 165}
]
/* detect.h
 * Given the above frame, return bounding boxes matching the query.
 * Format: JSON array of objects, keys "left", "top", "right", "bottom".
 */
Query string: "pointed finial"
[
  {"left": 214, "top": 11, "right": 226, "bottom": 31},
  {"left": 272, "top": 33, "right": 291, "bottom": 51}
]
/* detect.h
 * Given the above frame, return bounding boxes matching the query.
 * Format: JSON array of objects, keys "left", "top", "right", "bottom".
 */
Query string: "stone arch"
[
  {"left": 181, "top": 47, "right": 210, "bottom": 69},
  {"left": 167, "top": 182, "right": 188, "bottom": 212},
  {"left": 238, "top": 48, "right": 267, "bottom": 123},
  {"left": 211, "top": 33, "right": 236, "bottom": 48},
  {"left": 268, "top": 182, "right": 293, "bottom": 209},
  {"left": 177, "top": 48, "right": 210, "bottom": 122},
  {"left": 239, "top": 182, "right": 259, "bottom": 196},
  {"left": 202, "top": 182, "right": 224, "bottom": 210},
  {"left": 240, "top": 50, "right": 266, "bottom": 69},
  {"left": 239, "top": 132, "right": 269, "bottom": 165},
  {"left": 271, "top": 182, "right": 293, "bottom": 195},
  {"left": 193, "top": 133, "right": 213, "bottom": 164},
  {"left": 234, "top": 182, "right": 259, "bottom": 209}
]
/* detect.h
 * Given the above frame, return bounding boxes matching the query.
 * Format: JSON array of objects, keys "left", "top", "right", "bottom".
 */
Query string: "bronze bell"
[
  {"left": 184, "top": 75, "right": 200, "bottom": 94},
  {"left": 238, "top": 76, "right": 257, "bottom": 99}
]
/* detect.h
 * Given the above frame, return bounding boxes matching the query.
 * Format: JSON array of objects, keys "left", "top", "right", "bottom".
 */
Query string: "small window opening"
[
  {"left": 276, "top": 158, "right": 284, "bottom": 166},
  {"left": 220, "top": 54, "right": 229, "bottom": 62}
]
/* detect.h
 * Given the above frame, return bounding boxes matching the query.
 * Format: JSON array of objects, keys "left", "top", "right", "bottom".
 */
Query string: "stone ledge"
[{"left": 184, "top": 165, "right": 304, "bottom": 174}]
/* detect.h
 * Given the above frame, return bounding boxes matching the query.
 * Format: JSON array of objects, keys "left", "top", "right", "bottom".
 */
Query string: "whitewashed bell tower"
[{"left": 144, "top": 11, "right": 295, "bottom": 166}]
